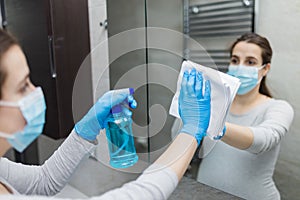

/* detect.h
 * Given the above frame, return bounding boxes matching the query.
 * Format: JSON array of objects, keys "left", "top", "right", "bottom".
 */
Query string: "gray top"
[
  {"left": 197, "top": 99, "right": 294, "bottom": 200},
  {"left": 0, "top": 131, "right": 96, "bottom": 196},
  {"left": 0, "top": 131, "right": 178, "bottom": 199}
]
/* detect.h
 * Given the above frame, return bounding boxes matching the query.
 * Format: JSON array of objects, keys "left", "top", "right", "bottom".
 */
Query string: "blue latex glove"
[
  {"left": 179, "top": 69, "right": 211, "bottom": 146},
  {"left": 75, "top": 88, "right": 137, "bottom": 141}
]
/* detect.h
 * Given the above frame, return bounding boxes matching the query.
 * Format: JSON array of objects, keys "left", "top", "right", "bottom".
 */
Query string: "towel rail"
[{"left": 183, "top": 0, "right": 256, "bottom": 71}]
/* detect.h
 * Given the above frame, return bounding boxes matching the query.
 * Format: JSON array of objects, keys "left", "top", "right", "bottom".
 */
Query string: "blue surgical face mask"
[
  {"left": 227, "top": 65, "right": 266, "bottom": 95},
  {"left": 0, "top": 87, "right": 46, "bottom": 152}
]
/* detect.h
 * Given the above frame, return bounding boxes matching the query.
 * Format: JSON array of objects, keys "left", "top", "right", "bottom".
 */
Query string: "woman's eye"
[
  {"left": 20, "top": 82, "right": 29, "bottom": 93},
  {"left": 247, "top": 60, "right": 257, "bottom": 66},
  {"left": 230, "top": 58, "right": 238, "bottom": 64}
]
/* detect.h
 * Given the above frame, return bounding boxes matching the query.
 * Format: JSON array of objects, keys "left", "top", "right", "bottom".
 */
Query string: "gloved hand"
[
  {"left": 179, "top": 69, "right": 211, "bottom": 146},
  {"left": 75, "top": 88, "right": 137, "bottom": 141}
]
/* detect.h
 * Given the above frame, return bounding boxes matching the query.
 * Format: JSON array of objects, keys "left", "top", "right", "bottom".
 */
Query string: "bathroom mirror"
[{"left": 91, "top": 0, "right": 299, "bottom": 199}]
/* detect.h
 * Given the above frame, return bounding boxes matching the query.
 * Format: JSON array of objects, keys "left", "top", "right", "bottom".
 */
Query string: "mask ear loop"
[
  {"left": 0, "top": 102, "right": 21, "bottom": 139},
  {"left": 0, "top": 101, "right": 19, "bottom": 107},
  {"left": 257, "top": 64, "right": 267, "bottom": 83},
  {"left": 0, "top": 131, "right": 15, "bottom": 139},
  {"left": 258, "top": 64, "right": 266, "bottom": 70}
]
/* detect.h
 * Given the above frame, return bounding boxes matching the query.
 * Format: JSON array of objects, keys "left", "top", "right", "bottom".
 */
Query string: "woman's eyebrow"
[
  {"left": 245, "top": 56, "right": 258, "bottom": 60},
  {"left": 231, "top": 55, "right": 239, "bottom": 58}
]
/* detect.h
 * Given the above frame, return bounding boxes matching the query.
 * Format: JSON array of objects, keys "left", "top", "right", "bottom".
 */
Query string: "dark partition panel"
[
  {"left": 48, "top": 0, "right": 93, "bottom": 138},
  {"left": 4, "top": 0, "right": 92, "bottom": 163}
]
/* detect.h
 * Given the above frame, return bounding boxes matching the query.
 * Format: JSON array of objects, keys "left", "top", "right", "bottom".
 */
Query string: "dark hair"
[
  {"left": 230, "top": 33, "right": 273, "bottom": 97},
  {"left": 0, "top": 29, "right": 19, "bottom": 99}
]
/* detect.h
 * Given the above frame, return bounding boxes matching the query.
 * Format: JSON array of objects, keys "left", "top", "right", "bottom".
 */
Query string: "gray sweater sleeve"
[
  {"left": 0, "top": 164, "right": 178, "bottom": 200},
  {"left": 246, "top": 100, "right": 294, "bottom": 154},
  {"left": 97, "top": 164, "right": 178, "bottom": 200},
  {"left": 0, "top": 130, "right": 96, "bottom": 195}
]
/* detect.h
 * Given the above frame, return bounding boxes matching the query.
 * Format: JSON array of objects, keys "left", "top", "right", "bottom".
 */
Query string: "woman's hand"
[
  {"left": 179, "top": 69, "right": 211, "bottom": 146},
  {"left": 74, "top": 88, "right": 137, "bottom": 141}
]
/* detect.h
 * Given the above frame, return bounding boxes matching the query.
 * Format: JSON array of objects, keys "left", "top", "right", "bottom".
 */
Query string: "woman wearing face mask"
[
  {"left": 197, "top": 33, "right": 294, "bottom": 200},
  {"left": 0, "top": 29, "right": 212, "bottom": 199}
]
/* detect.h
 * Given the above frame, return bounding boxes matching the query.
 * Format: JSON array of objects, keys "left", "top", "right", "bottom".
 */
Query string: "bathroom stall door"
[
  {"left": 4, "top": 0, "right": 93, "bottom": 163},
  {"left": 47, "top": 0, "right": 93, "bottom": 138},
  {"left": 5, "top": 0, "right": 92, "bottom": 140}
]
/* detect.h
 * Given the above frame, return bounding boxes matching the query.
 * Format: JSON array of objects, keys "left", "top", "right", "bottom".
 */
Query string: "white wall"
[
  {"left": 88, "top": 0, "right": 110, "bottom": 101},
  {"left": 256, "top": 0, "right": 300, "bottom": 199}
]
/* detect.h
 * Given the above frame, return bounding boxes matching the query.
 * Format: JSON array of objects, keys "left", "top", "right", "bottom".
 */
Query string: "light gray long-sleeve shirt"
[
  {"left": 0, "top": 131, "right": 178, "bottom": 199},
  {"left": 197, "top": 99, "right": 294, "bottom": 200}
]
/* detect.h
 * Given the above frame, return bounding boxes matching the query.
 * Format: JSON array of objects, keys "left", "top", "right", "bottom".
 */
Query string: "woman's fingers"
[
  {"left": 181, "top": 68, "right": 209, "bottom": 100},
  {"left": 204, "top": 80, "right": 211, "bottom": 100},
  {"left": 187, "top": 69, "right": 196, "bottom": 95},
  {"left": 195, "top": 71, "right": 203, "bottom": 99}
]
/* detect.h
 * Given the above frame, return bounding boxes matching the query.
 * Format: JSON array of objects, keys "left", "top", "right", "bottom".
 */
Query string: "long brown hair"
[
  {"left": 0, "top": 29, "right": 19, "bottom": 99},
  {"left": 230, "top": 33, "right": 273, "bottom": 97}
]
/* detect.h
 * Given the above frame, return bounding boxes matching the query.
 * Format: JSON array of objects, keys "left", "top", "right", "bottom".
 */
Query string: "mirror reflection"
[{"left": 0, "top": 0, "right": 298, "bottom": 199}]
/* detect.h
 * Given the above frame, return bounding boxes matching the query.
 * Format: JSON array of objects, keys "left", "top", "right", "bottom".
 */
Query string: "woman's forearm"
[
  {"left": 93, "top": 133, "right": 198, "bottom": 200},
  {"left": 221, "top": 122, "right": 254, "bottom": 150},
  {"left": 154, "top": 133, "right": 198, "bottom": 180}
]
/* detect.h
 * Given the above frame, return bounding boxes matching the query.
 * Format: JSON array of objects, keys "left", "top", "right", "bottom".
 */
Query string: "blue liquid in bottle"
[{"left": 105, "top": 105, "right": 138, "bottom": 168}]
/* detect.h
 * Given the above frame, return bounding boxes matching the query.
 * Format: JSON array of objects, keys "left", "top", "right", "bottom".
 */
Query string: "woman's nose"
[{"left": 29, "top": 81, "right": 36, "bottom": 92}]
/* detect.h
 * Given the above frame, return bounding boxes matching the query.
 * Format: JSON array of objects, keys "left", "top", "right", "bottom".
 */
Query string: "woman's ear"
[{"left": 263, "top": 63, "right": 271, "bottom": 76}]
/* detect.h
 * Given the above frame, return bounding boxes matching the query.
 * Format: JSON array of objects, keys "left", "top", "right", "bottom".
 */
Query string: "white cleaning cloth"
[{"left": 169, "top": 60, "right": 240, "bottom": 157}]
